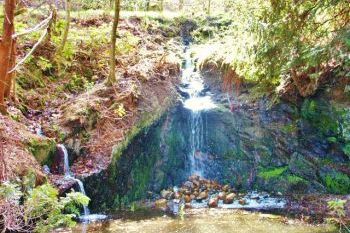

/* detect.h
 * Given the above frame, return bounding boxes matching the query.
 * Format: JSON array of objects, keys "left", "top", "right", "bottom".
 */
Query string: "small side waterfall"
[
  {"left": 57, "top": 144, "right": 90, "bottom": 216},
  {"left": 180, "top": 46, "right": 216, "bottom": 177},
  {"left": 75, "top": 179, "right": 90, "bottom": 216}
]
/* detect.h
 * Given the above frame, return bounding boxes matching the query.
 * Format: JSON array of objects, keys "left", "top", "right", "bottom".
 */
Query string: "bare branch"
[
  {"left": 8, "top": 29, "right": 48, "bottom": 73},
  {"left": 12, "top": 11, "right": 53, "bottom": 39}
]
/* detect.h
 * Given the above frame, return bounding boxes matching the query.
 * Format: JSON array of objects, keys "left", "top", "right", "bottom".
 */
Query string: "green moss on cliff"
[{"left": 258, "top": 166, "right": 288, "bottom": 180}]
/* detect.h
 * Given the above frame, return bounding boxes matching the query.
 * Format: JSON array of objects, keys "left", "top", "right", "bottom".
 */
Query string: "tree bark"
[
  {"left": 56, "top": 0, "right": 70, "bottom": 56},
  {"left": 108, "top": 0, "right": 121, "bottom": 85},
  {"left": 179, "top": 0, "right": 184, "bottom": 11},
  {"left": 4, "top": 39, "right": 16, "bottom": 99},
  {"left": 160, "top": 0, "right": 164, "bottom": 11},
  {"left": 0, "top": 0, "right": 16, "bottom": 114},
  {"left": 207, "top": 0, "right": 211, "bottom": 16},
  {"left": 145, "top": 0, "right": 150, "bottom": 11}
]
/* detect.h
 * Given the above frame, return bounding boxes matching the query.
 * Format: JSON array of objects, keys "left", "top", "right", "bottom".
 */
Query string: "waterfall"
[
  {"left": 57, "top": 144, "right": 72, "bottom": 177},
  {"left": 74, "top": 179, "right": 90, "bottom": 216},
  {"left": 180, "top": 46, "right": 216, "bottom": 177},
  {"left": 57, "top": 144, "right": 90, "bottom": 216}
]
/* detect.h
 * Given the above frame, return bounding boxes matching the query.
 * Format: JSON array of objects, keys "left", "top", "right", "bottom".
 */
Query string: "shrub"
[
  {"left": 324, "top": 173, "right": 350, "bottom": 195},
  {"left": 0, "top": 179, "right": 89, "bottom": 233}
]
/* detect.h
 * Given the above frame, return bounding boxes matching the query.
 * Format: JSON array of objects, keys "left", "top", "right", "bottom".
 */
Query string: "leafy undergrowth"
[{"left": 0, "top": 174, "right": 89, "bottom": 233}]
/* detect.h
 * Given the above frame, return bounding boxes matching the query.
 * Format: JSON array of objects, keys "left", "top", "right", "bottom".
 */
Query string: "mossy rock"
[
  {"left": 286, "top": 175, "right": 310, "bottom": 193},
  {"left": 28, "top": 138, "right": 56, "bottom": 166},
  {"left": 289, "top": 152, "right": 318, "bottom": 180}
]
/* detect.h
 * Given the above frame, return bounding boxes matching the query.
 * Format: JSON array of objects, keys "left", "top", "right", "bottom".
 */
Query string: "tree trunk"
[
  {"left": 4, "top": 39, "right": 16, "bottom": 99},
  {"left": 0, "top": 0, "right": 16, "bottom": 114},
  {"left": 160, "top": 0, "right": 164, "bottom": 11},
  {"left": 207, "top": 0, "right": 211, "bottom": 16},
  {"left": 179, "top": 0, "right": 184, "bottom": 11},
  {"left": 108, "top": 0, "right": 121, "bottom": 85},
  {"left": 57, "top": 0, "right": 70, "bottom": 56},
  {"left": 145, "top": 0, "right": 151, "bottom": 11}
]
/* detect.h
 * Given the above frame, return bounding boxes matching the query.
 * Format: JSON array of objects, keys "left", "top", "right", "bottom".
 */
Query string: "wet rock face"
[
  {"left": 196, "top": 70, "right": 349, "bottom": 195},
  {"left": 83, "top": 72, "right": 349, "bottom": 212},
  {"left": 51, "top": 146, "right": 66, "bottom": 174}
]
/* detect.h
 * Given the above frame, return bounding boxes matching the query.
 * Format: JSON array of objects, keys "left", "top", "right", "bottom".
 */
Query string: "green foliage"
[
  {"left": 301, "top": 99, "right": 340, "bottom": 136},
  {"left": 65, "top": 74, "right": 93, "bottom": 93},
  {"left": 258, "top": 166, "right": 288, "bottom": 180},
  {"left": 0, "top": 182, "right": 22, "bottom": 201},
  {"left": 328, "top": 199, "right": 347, "bottom": 218},
  {"left": 287, "top": 175, "right": 304, "bottom": 184},
  {"left": 116, "top": 32, "right": 141, "bottom": 55},
  {"left": 0, "top": 179, "right": 89, "bottom": 233},
  {"left": 343, "top": 144, "right": 350, "bottom": 159},
  {"left": 194, "top": 0, "right": 350, "bottom": 89},
  {"left": 323, "top": 172, "right": 350, "bottom": 195},
  {"left": 73, "top": 0, "right": 110, "bottom": 10},
  {"left": 327, "top": 199, "right": 349, "bottom": 232}
]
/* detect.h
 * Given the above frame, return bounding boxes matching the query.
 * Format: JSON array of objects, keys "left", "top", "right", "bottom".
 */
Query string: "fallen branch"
[
  {"left": 8, "top": 28, "right": 48, "bottom": 73},
  {"left": 12, "top": 11, "right": 53, "bottom": 39}
]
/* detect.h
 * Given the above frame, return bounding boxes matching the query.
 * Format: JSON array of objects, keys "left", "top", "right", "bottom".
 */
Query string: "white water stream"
[{"left": 180, "top": 46, "right": 217, "bottom": 177}]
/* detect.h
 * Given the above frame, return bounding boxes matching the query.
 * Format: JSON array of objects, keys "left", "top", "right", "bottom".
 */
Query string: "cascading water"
[
  {"left": 57, "top": 144, "right": 90, "bottom": 217},
  {"left": 180, "top": 46, "right": 216, "bottom": 177}
]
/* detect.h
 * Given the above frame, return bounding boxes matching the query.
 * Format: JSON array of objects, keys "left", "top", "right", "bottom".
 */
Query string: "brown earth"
[{"left": 1, "top": 15, "right": 183, "bottom": 191}]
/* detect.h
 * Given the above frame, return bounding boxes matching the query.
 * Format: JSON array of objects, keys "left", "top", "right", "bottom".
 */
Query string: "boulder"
[
  {"left": 208, "top": 198, "right": 218, "bottom": 208},
  {"left": 239, "top": 199, "right": 247, "bottom": 205},
  {"left": 218, "top": 192, "right": 226, "bottom": 201},
  {"left": 155, "top": 199, "right": 168, "bottom": 209},
  {"left": 289, "top": 152, "right": 318, "bottom": 180},
  {"left": 196, "top": 191, "right": 208, "bottom": 202},
  {"left": 224, "top": 193, "right": 236, "bottom": 204},
  {"left": 222, "top": 185, "right": 230, "bottom": 192},
  {"left": 184, "top": 195, "right": 192, "bottom": 203},
  {"left": 183, "top": 181, "right": 194, "bottom": 189}
]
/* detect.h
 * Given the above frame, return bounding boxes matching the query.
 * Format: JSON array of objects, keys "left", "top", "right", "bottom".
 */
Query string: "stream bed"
[{"left": 55, "top": 209, "right": 337, "bottom": 233}]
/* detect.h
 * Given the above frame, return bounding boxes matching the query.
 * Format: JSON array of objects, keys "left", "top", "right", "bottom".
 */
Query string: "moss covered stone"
[{"left": 28, "top": 138, "right": 56, "bottom": 166}]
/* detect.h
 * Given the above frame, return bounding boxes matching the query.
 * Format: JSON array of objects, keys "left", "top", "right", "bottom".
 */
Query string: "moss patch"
[
  {"left": 27, "top": 138, "right": 56, "bottom": 166},
  {"left": 258, "top": 166, "right": 288, "bottom": 180}
]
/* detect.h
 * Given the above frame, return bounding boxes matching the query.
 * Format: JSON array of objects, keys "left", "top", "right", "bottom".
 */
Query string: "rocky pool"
[{"left": 55, "top": 209, "right": 336, "bottom": 233}]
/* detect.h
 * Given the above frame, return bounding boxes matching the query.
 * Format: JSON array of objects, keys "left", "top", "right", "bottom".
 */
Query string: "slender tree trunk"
[
  {"left": 4, "top": 39, "right": 16, "bottom": 98},
  {"left": 145, "top": 0, "right": 150, "bottom": 11},
  {"left": 108, "top": 0, "right": 121, "bottom": 85},
  {"left": 207, "top": 0, "right": 211, "bottom": 16},
  {"left": 57, "top": 0, "right": 70, "bottom": 55},
  {"left": 160, "top": 0, "right": 164, "bottom": 11},
  {"left": 179, "top": 0, "right": 184, "bottom": 11},
  {"left": 0, "top": 0, "right": 16, "bottom": 114}
]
